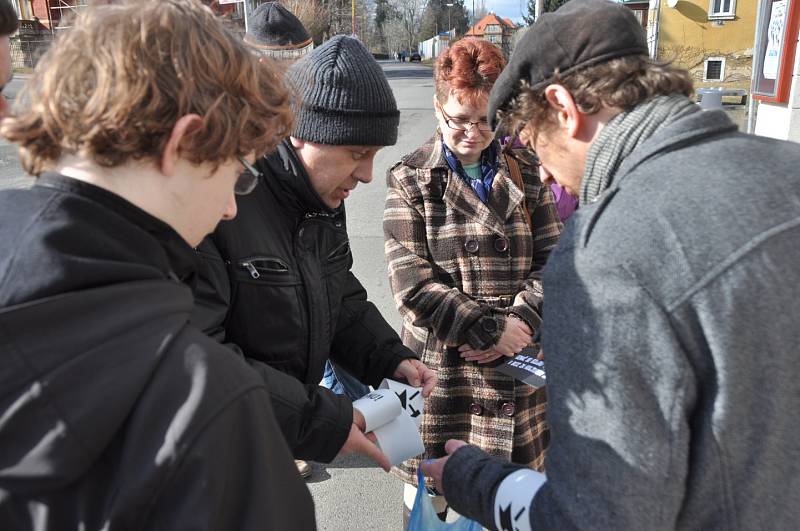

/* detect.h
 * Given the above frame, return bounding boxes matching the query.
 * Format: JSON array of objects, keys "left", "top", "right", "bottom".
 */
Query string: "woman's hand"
[
  {"left": 458, "top": 344, "right": 505, "bottom": 364},
  {"left": 493, "top": 317, "right": 532, "bottom": 357},
  {"left": 458, "top": 316, "right": 533, "bottom": 363}
]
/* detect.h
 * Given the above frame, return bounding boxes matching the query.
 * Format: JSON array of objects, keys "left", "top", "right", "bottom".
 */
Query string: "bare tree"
[
  {"left": 322, "top": 0, "right": 354, "bottom": 37},
  {"left": 472, "top": 0, "right": 488, "bottom": 21},
  {"left": 383, "top": 16, "right": 406, "bottom": 56},
  {"left": 351, "top": 0, "right": 373, "bottom": 45},
  {"left": 387, "top": 0, "right": 428, "bottom": 53}
]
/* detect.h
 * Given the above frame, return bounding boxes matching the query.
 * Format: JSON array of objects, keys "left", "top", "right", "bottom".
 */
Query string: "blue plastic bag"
[{"left": 407, "top": 468, "right": 482, "bottom": 531}]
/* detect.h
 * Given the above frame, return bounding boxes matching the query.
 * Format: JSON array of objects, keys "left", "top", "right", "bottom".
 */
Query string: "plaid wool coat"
[{"left": 383, "top": 136, "right": 562, "bottom": 486}]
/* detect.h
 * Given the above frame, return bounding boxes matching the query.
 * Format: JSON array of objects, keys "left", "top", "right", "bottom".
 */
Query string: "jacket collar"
[
  {"left": 35, "top": 173, "right": 198, "bottom": 284},
  {"left": 403, "top": 135, "right": 525, "bottom": 234},
  {"left": 615, "top": 109, "right": 737, "bottom": 187},
  {"left": 578, "top": 109, "right": 739, "bottom": 248},
  {"left": 261, "top": 139, "right": 339, "bottom": 217},
  {"left": 400, "top": 134, "right": 450, "bottom": 170}
]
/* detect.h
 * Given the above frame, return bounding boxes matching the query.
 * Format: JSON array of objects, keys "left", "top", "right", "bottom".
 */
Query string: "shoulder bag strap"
[{"left": 504, "top": 153, "right": 532, "bottom": 231}]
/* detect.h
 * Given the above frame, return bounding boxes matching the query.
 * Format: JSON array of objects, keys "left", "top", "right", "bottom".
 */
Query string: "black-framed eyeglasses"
[
  {"left": 236, "top": 156, "right": 261, "bottom": 195},
  {"left": 439, "top": 106, "right": 493, "bottom": 132}
]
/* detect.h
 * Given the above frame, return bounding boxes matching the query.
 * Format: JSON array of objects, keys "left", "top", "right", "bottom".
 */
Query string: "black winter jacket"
[
  {"left": 193, "top": 140, "right": 417, "bottom": 461},
  {"left": 0, "top": 174, "right": 315, "bottom": 530}
]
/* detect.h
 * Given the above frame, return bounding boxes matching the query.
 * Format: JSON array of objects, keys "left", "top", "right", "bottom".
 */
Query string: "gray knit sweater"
[{"left": 443, "top": 109, "right": 800, "bottom": 530}]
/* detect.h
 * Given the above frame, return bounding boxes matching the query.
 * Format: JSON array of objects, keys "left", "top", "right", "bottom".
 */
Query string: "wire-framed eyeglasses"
[
  {"left": 235, "top": 156, "right": 262, "bottom": 195},
  {"left": 439, "top": 106, "right": 493, "bottom": 132}
]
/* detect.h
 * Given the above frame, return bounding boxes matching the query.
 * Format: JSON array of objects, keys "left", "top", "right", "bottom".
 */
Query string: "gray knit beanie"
[{"left": 286, "top": 35, "right": 399, "bottom": 146}]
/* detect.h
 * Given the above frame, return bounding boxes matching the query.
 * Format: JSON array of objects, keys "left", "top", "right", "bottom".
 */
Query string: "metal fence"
[{"left": 10, "top": 34, "right": 53, "bottom": 69}]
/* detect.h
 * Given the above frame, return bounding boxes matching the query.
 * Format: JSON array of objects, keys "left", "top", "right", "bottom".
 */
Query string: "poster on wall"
[
  {"left": 763, "top": 0, "right": 787, "bottom": 79},
  {"left": 753, "top": 0, "right": 800, "bottom": 102}
]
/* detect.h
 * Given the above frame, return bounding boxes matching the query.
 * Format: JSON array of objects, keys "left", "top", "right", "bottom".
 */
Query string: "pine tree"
[
  {"left": 418, "top": 0, "right": 470, "bottom": 41},
  {"left": 418, "top": 0, "right": 444, "bottom": 41},
  {"left": 523, "top": 0, "right": 571, "bottom": 26},
  {"left": 523, "top": 0, "right": 536, "bottom": 25},
  {"left": 546, "top": 0, "right": 570, "bottom": 13},
  {"left": 375, "top": 0, "right": 391, "bottom": 28},
  {"left": 451, "top": 0, "right": 470, "bottom": 35}
]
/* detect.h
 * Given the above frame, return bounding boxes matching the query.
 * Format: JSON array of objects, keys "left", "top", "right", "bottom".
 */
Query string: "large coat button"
[
  {"left": 464, "top": 239, "right": 479, "bottom": 254},
  {"left": 501, "top": 402, "right": 516, "bottom": 417},
  {"left": 494, "top": 237, "right": 509, "bottom": 252},
  {"left": 469, "top": 403, "right": 483, "bottom": 416}
]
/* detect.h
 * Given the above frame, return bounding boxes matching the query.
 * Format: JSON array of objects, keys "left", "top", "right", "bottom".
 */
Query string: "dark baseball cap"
[{"left": 488, "top": 0, "right": 649, "bottom": 129}]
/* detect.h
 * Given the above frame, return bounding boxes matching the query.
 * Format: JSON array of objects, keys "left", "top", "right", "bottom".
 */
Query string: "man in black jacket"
[
  {"left": 0, "top": 2, "right": 316, "bottom": 529},
  {"left": 194, "top": 35, "right": 436, "bottom": 475}
]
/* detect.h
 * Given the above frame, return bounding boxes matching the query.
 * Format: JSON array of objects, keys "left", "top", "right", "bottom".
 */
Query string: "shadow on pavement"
[
  {"left": 307, "top": 451, "right": 396, "bottom": 484},
  {"left": 306, "top": 464, "right": 332, "bottom": 484},
  {"left": 382, "top": 68, "right": 433, "bottom": 80}
]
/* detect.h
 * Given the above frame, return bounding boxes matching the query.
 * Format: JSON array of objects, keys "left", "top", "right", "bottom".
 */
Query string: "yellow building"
[{"left": 656, "top": 0, "right": 757, "bottom": 90}]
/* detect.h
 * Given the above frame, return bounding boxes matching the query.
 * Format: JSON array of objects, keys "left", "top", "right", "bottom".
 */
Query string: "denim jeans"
[{"left": 321, "top": 360, "right": 371, "bottom": 401}]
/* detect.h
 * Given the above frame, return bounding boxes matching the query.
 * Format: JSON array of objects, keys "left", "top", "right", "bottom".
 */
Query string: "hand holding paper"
[
  {"left": 340, "top": 409, "right": 391, "bottom": 472},
  {"left": 352, "top": 379, "right": 427, "bottom": 466},
  {"left": 392, "top": 359, "right": 436, "bottom": 397}
]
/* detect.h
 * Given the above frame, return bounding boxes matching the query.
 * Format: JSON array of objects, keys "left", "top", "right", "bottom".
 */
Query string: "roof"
[{"left": 465, "top": 12, "right": 517, "bottom": 36}]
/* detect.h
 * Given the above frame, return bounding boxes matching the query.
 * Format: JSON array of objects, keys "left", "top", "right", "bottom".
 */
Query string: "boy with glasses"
[{"left": 0, "top": 1, "right": 315, "bottom": 529}]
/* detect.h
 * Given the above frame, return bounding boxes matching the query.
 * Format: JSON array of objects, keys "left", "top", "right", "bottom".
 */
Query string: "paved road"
[
  {"left": 0, "top": 61, "right": 437, "bottom": 530},
  {"left": 0, "top": 76, "right": 33, "bottom": 189}
]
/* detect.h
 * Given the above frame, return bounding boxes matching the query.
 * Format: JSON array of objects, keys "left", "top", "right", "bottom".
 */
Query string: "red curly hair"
[{"left": 434, "top": 38, "right": 506, "bottom": 107}]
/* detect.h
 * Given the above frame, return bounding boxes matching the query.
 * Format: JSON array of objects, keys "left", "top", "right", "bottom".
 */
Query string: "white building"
[{"left": 418, "top": 32, "right": 451, "bottom": 60}]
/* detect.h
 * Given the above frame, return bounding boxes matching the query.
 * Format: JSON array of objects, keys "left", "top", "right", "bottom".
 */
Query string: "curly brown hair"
[
  {"left": 2, "top": 0, "right": 293, "bottom": 176},
  {"left": 502, "top": 55, "right": 693, "bottom": 137},
  {"left": 434, "top": 38, "right": 506, "bottom": 107}
]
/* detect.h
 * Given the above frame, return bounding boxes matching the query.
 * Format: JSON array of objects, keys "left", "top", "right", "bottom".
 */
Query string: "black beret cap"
[
  {"left": 488, "top": 0, "right": 649, "bottom": 129},
  {"left": 245, "top": 2, "right": 313, "bottom": 57}
]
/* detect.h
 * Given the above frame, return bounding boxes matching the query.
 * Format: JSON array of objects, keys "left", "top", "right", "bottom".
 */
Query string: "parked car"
[{"left": 410, "top": 52, "right": 421, "bottom": 62}]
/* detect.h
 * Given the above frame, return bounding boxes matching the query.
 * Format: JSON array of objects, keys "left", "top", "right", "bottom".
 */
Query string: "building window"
[
  {"left": 486, "top": 24, "right": 500, "bottom": 32},
  {"left": 629, "top": 5, "right": 648, "bottom": 28},
  {"left": 708, "top": 0, "right": 736, "bottom": 19},
  {"left": 703, "top": 57, "right": 726, "bottom": 81}
]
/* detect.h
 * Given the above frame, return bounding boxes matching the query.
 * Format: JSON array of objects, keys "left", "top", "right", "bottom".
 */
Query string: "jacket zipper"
[
  {"left": 241, "top": 261, "right": 260, "bottom": 279},
  {"left": 304, "top": 211, "right": 337, "bottom": 219},
  {"left": 237, "top": 257, "right": 290, "bottom": 280},
  {"left": 295, "top": 223, "right": 315, "bottom": 380}
]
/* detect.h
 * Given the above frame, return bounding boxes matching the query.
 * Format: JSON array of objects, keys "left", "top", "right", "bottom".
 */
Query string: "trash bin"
[{"left": 696, "top": 88, "right": 723, "bottom": 111}]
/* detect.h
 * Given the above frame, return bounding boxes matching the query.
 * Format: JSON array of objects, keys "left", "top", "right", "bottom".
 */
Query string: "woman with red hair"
[{"left": 384, "top": 38, "right": 562, "bottom": 525}]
